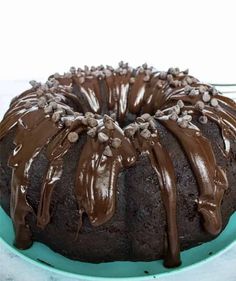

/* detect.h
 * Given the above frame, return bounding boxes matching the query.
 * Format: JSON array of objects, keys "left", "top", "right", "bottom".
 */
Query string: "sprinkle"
[
  {"left": 24, "top": 101, "right": 32, "bottom": 109},
  {"left": 195, "top": 101, "right": 205, "bottom": 110},
  {"left": 154, "top": 110, "right": 164, "bottom": 118},
  {"left": 210, "top": 98, "right": 218, "bottom": 107},
  {"left": 103, "top": 145, "right": 113, "bottom": 157},
  {"left": 49, "top": 101, "right": 58, "bottom": 110},
  {"left": 199, "top": 115, "right": 208, "bottom": 124},
  {"left": 202, "top": 92, "right": 211, "bottom": 102},
  {"left": 70, "top": 67, "right": 76, "bottom": 74},
  {"left": 78, "top": 76, "right": 85, "bottom": 84},
  {"left": 139, "top": 122, "right": 149, "bottom": 130},
  {"left": 87, "top": 117, "right": 98, "bottom": 128},
  {"left": 159, "top": 71, "right": 167, "bottom": 80},
  {"left": 98, "top": 132, "right": 109, "bottom": 143},
  {"left": 52, "top": 112, "right": 61, "bottom": 122},
  {"left": 129, "top": 77, "right": 136, "bottom": 84},
  {"left": 67, "top": 132, "right": 79, "bottom": 143},
  {"left": 140, "top": 129, "right": 151, "bottom": 139},
  {"left": 143, "top": 75, "right": 150, "bottom": 82},
  {"left": 44, "top": 105, "right": 53, "bottom": 114},
  {"left": 104, "top": 119, "right": 115, "bottom": 130},
  {"left": 177, "top": 100, "right": 184, "bottom": 108},
  {"left": 87, "top": 127, "right": 97, "bottom": 138},
  {"left": 141, "top": 113, "right": 151, "bottom": 121},
  {"left": 111, "top": 138, "right": 122, "bottom": 149}
]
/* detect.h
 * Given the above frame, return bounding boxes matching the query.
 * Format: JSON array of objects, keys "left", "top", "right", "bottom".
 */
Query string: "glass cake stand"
[{"left": 1, "top": 83, "right": 236, "bottom": 280}]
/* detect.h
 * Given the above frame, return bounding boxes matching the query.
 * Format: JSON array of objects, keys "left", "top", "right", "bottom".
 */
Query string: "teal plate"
[{"left": 1, "top": 207, "right": 236, "bottom": 280}]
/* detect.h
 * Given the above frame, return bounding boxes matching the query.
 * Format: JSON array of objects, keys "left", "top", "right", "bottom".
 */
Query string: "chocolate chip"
[
  {"left": 65, "top": 108, "right": 74, "bottom": 115},
  {"left": 140, "top": 129, "right": 151, "bottom": 139},
  {"left": 129, "top": 77, "right": 136, "bottom": 84},
  {"left": 167, "top": 74, "right": 173, "bottom": 82},
  {"left": 159, "top": 71, "right": 167, "bottom": 80},
  {"left": 49, "top": 101, "right": 58, "bottom": 110},
  {"left": 103, "top": 145, "right": 113, "bottom": 157},
  {"left": 186, "top": 77, "right": 193, "bottom": 85},
  {"left": 156, "top": 80, "right": 163, "bottom": 88},
  {"left": 182, "top": 115, "right": 192, "bottom": 122},
  {"left": 78, "top": 76, "right": 85, "bottom": 84},
  {"left": 195, "top": 101, "right": 205, "bottom": 110},
  {"left": 183, "top": 69, "right": 189, "bottom": 75},
  {"left": 139, "top": 122, "right": 149, "bottom": 130},
  {"left": 45, "top": 93, "right": 54, "bottom": 100},
  {"left": 142, "top": 63, "right": 148, "bottom": 69},
  {"left": 167, "top": 67, "right": 175, "bottom": 75},
  {"left": 24, "top": 101, "right": 32, "bottom": 109},
  {"left": 111, "top": 138, "right": 122, "bottom": 149},
  {"left": 177, "top": 119, "right": 188, "bottom": 128},
  {"left": 63, "top": 117, "right": 74, "bottom": 127},
  {"left": 199, "top": 85, "right": 206, "bottom": 94},
  {"left": 29, "top": 80, "right": 38, "bottom": 88},
  {"left": 54, "top": 73, "right": 60, "bottom": 79},
  {"left": 67, "top": 132, "right": 79, "bottom": 143},
  {"left": 189, "top": 89, "right": 199, "bottom": 96},
  {"left": 81, "top": 117, "right": 88, "bottom": 125},
  {"left": 104, "top": 69, "right": 112, "bottom": 77},
  {"left": 199, "top": 115, "right": 208, "bottom": 124},
  {"left": 98, "top": 132, "right": 109, "bottom": 143},
  {"left": 177, "top": 100, "right": 184, "bottom": 108},
  {"left": 124, "top": 126, "right": 136, "bottom": 137},
  {"left": 52, "top": 112, "right": 61, "bottom": 122},
  {"left": 87, "top": 117, "right": 98, "bottom": 128},
  {"left": 38, "top": 97, "right": 47, "bottom": 108},
  {"left": 44, "top": 105, "right": 53, "bottom": 114},
  {"left": 104, "top": 119, "right": 115, "bottom": 130},
  {"left": 170, "top": 112, "right": 178, "bottom": 120},
  {"left": 210, "top": 98, "right": 218, "bottom": 107},
  {"left": 70, "top": 67, "right": 76, "bottom": 74},
  {"left": 141, "top": 113, "right": 151, "bottom": 121},
  {"left": 110, "top": 113, "right": 117, "bottom": 120},
  {"left": 74, "top": 112, "right": 83, "bottom": 117},
  {"left": 154, "top": 110, "right": 164, "bottom": 118},
  {"left": 173, "top": 105, "right": 181, "bottom": 115},
  {"left": 87, "top": 127, "right": 97, "bottom": 137},
  {"left": 136, "top": 117, "right": 145, "bottom": 123},
  {"left": 211, "top": 87, "right": 218, "bottom": 96},
  {"left": 36, "top": 89, "right": 44, "bottom": 97},
  {"left": 149, "top": 119, "right": 156, "bottom": 130},
  {"left": 202, "top": 92, "right": 211, "bottom": 102},
  {"left": 94, "top": 113, "right": 102, "bottom": 119}
]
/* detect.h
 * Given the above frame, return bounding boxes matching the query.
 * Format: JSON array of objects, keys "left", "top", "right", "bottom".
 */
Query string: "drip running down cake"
[{"left": 1, "top": 62, "right": 236, "bottom": 268}]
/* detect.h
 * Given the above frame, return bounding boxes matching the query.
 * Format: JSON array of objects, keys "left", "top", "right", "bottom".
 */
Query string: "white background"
[
  {"left": 0, "top": 0, "right": 236, "bottom": 83},
  {"left": 1, "top": 1, "right": 236, "bottom": 281}
]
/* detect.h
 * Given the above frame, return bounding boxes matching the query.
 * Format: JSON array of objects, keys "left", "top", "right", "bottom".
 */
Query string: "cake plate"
[{"left": 1, "top": 207, "right": 236, "bottom": 280}]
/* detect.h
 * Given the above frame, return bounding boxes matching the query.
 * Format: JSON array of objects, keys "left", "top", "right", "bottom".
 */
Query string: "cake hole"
[
  {"left": 208, "top": 251, "right": 213, "bottom": 256},
  {"left": 144, "top": 270, "right": 149, "bottom": 274}
]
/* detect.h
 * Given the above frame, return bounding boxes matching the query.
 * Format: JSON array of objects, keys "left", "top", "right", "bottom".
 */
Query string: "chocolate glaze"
[{"left": 0, "top": 63, "right": 236, "bottom": 267}]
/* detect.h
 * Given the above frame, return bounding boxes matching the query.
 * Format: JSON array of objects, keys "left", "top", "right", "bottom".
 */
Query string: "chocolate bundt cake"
[{"left": 1, "top": 62, "right": 236, "bottom": 268}]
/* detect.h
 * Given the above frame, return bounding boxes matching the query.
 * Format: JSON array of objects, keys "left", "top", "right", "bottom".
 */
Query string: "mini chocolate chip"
[
  {"left": 87, "top": 117, "right": 98, "bottom": 128},
  {"left": 154, "top": 110, "right": 164, "bottom": 118},
  {"left": 177, "top": 119, "right": 188, "bottom": 128},
  {"left": 177, "top": 100, "right": 184, "bottom": 108},
  {"left": 139, "top": 122, "right": 149, "bottom": 130},
  {"left": 183, "top": 69, "right": 189, "bottom": 74},
  {"left": 140, "top": 129, "right": 151, "bottom": 139},
  {"left": 141, "top": 113, "right": 151, "bottom": 121},
  {"left": 104, "top": 119, "right": 115, "bottom": 130},
  {"left": 67, "top": 132, "right": 79, "bottom": 143},
  {"left": 85, "top": 112, "right": 94, "bottom": 118},
  {"left": 186, "top": 76, "right": 193, "bottom": 85},
  {"left": 202, "top": 92, "right": 211, "bottom": 102},
  {"left": 170, "top": 112, "right": 178, "bottom": 120},
  {"left": 195, "top": 101, "right": 205, "bottom": 110},
  {"left": 24, "top": 101, "right": 32, "bottom": 109},
  {"left": 103, "top": 145, "right": 113, "bottom": 157},
  {"left": 159, "top": 71, "right": 167, "bottom": 80},
  {"left": 129, "top": 77, "right": 136, "bottom": 84},
  {"left": 87, "top": 127, "right": 97, "bottom": 138},
  {"left": 210, "top": 98, "right": 218, "bottom": 107},
  {"left": 111, "top": 138, "right": 122, "bottom": 149},
  {"left": 143, "top": 75, "right": 150, "bottom": 82},
  {"left": 52, "top": 112, "right": 61, "bottom": 122},
  {"left": 199, "top": 115, "right": 208, "bottom": 124},
  {"left": 98, "top": 132, "right": 109, "bottom": 143},
  {"left": 78, "top": 76, "right": 85, "bottom": 84},
  {"left": 182, "top": 115, "right": 192, "bottom": 122},
  {"left": 70, "top": 67, "right": 76, "bottom": 74},
  {"left": 44, "top": 105, "right": 53, "bottom": 114},
  {"left": 49, "top": 101, "right": 58, "bottom": 110}
]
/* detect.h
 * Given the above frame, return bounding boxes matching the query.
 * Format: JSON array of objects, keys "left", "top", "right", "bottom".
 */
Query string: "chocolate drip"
[
  {"left": 0, "top": 64, "right": 234, "bottom": 268},
  {"left": 162, "top": 119, "right": 228, "bottom": 235}
]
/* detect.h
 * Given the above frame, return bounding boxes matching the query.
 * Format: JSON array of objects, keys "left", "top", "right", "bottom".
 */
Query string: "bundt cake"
[{"left": 1, "top": 62, "right": 236, "bottom": 268}]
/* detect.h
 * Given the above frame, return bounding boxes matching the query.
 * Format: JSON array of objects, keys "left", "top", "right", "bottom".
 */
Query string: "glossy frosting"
[{"left": 0, "top": 62, "right": 235, "bottom": 267}]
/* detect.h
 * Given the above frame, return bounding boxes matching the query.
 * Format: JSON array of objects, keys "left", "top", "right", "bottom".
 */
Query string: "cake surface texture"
[{"left": 1, "top": 62, "right": 236, "bottom": 268}]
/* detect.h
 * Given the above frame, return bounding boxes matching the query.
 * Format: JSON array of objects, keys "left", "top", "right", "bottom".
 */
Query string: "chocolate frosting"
[{"left": 0, "top": 63, "right": 235, "bottom": 267}]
